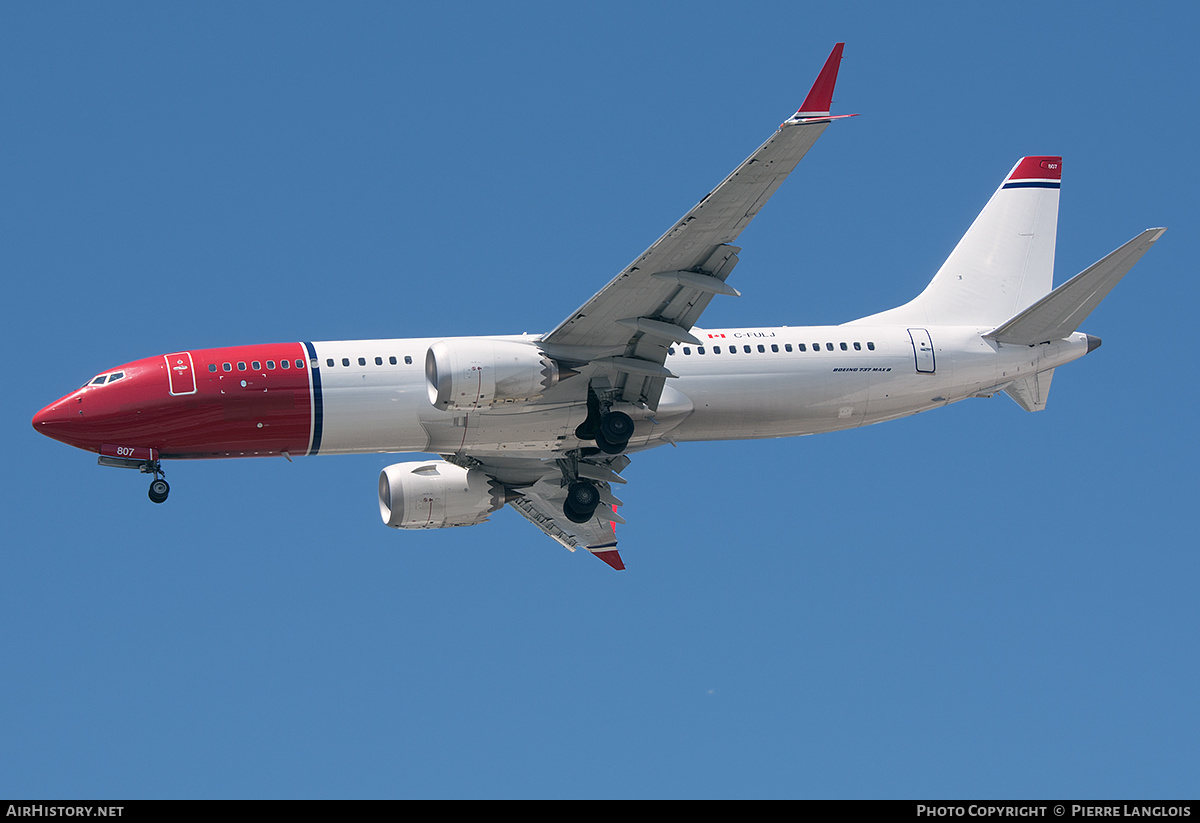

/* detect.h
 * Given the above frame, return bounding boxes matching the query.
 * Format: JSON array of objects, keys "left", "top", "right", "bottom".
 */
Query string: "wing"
[
  {"left": 456, "top": 45, "right": 856, "bottom": 569},
  {"left": 539, "top": 43, "right": 856, "bottom": 412},
  {"left": 508, "top": 485, "right": 626, "bottom": 571},
  {"left": 447, "top": 453, "right": 632, "bottom": 571}
]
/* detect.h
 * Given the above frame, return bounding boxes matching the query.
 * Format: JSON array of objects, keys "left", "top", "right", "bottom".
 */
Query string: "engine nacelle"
[
  {"left": 379, "top": 461, "right": 506, "bottom": 529},
  {"left": 425, "top": 338, "right": 561, "bottom": 411}
]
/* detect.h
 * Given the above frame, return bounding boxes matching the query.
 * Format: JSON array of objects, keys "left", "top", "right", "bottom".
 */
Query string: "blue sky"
[{"left": 3, "top": 1, "right": 1197, "bottom": 799}]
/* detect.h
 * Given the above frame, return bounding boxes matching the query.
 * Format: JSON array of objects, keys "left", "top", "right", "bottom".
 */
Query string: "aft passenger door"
[{"left": 907, "top": 329, "right": 935, "bottom": 374}]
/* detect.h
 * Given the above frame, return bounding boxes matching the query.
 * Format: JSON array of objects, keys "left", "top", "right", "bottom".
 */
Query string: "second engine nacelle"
[
  {"left": 425, "top": 338, "right": 561, "bottom": 411},
  {"left": 379, "top": 461, "right": 507, "bottom": 529}
]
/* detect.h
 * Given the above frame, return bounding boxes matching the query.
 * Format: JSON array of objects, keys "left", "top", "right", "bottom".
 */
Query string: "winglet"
[
  {"left": 592, "top": 550, "right": 625, "bottom": 571},
  {"left": 793, "top": 43, "right": 846, "bottom": 118}
]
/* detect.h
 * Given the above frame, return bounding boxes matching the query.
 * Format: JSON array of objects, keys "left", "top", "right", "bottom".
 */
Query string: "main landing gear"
[
  {"left": 596, "top": 410, "right": 634, "bottom": 454},
  {"left": 562, "top": 386, "right": 633, "bottom": 523},
  {"left": 574, "top": 389, "right": 635, "bottom": 455},
  {"left": 563, "top": 480, "right": 601, "bottom": 524}
]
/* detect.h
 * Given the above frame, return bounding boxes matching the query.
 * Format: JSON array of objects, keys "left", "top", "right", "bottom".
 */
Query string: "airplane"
[{"left": 31, "top": 44, "right": 1164, "bottom": 571}]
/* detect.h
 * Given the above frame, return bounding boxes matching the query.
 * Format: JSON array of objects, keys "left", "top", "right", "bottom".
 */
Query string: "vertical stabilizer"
[{"left": 850, "top": 157, "right": 1061, "bottom": 327}]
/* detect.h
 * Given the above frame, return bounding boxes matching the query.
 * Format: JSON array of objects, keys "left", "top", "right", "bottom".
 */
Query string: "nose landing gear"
[
  {"left": 95, "top": 447, "right": 171, "bottom": 503},
  {"left": 148, "top": 477, "right": 170, "bottom": 504},
  {"left": 141, "top": 461, "right": 169, "bottom": 504}
]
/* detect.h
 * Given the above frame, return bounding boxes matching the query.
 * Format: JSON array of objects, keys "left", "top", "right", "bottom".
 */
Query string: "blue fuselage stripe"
[
  {"left": 1002, "top": 181, "right": 1061, "bottom": 189},
  {"left": 303, "top": 341, "right": 324, "bottom": 456}
]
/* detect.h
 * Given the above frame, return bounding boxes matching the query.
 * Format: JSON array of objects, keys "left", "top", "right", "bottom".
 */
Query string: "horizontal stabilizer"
[{"left": 985, "top": 228, "right": 1166, "bottom": 345}]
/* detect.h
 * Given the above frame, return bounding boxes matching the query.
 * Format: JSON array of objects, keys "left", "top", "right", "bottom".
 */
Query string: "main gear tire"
[{"left": 563, "top": 481, "right": 600, "bottom": 523}]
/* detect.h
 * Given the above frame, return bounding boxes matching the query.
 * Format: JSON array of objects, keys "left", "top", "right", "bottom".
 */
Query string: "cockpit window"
[{"left": 86, "top": 371, "right": 126, "bottom": 388}]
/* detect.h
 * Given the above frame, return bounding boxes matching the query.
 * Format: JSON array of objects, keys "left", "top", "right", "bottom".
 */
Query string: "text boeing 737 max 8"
[{"left": 32, "top": 44, "right": 1164, "bottom": 570}]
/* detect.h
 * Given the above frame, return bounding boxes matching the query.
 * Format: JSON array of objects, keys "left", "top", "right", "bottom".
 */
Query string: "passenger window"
[
  {"left": 714, "top": 346, "right": 722, "bottom": 354},
  {"left": 867, "top": 342, "right": 875, "bottom": 351},
  {"left": 389, "top": 356, "right": 397, "bottom": 365},
  {"left": 342, "top": 358, "right": 350, "bottom": 367},
  {"left": 839, "top": 343, "right": 847, "bottom": 351},
  {"left": 683, "top": 347, "right": 692, "bottom": 355},
  {"left": 698, "top": 347, "right": 706, "bottom": 355},
  {"left": 375, "top": 356, "right": 383, "bottom": 365},
  {"left": 853, "top": 342, "right": 861, "bottom": 351},
  {"left": 208, "top": 364, "right": 217, "bottom": 372},
  {"left": 668, "top": 347, "right": 675, "bottom": 356},
  {"left": 327, "top": 359, "right": 335, "bottom": 367},
  {"left": 223, "top": 363, "right": 232, "bottom": 372},
  {"left": 280, "top": 359, "right": 290, "bottom": 369},
  {"left": 252, "top": 361, "right": 261, "bottom": 370},
  {"left": 237, "top": 362, "right": 247, "bottom": 371},
  {"left": 266, "top": 360, "right": 275, "bottom": 369},
  {"left": 798, "top": 344, "right": 806, "bottom": 352},
  {"left": 728, "top": 346, "right": 735, "bottom": 354},
  {"left": 826, "top": 343, "right": 834, "bottom": 351},
  {"left": 405, "top": 356, "right": 412, "bottom": 365},
  {"left": 771, "top": 344, "right": 778, "bottom": 352},
  {"left": 785, "top": 343, "right": 793, "bottom": 352},
  {"left": 358, "top": 357, "right": 366, "bottom": 366}
]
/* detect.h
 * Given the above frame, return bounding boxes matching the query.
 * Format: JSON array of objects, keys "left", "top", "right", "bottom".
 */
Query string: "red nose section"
[
  {"left": 32, "top": 393, "right": 89, "bottom": 448},
  {"left": 35, "top": 344, "right": 316, "bottom": 459},
  {"left": 32, "top": 399, "right": 67, "bottom": 426},
  {"left": 32, "top": 361, "right": 156, "bottom": 452}
]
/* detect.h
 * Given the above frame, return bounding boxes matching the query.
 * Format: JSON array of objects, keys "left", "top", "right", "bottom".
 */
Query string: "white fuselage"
[{"left": 306, "top": 324, "right": 1091, "bottom": 459}]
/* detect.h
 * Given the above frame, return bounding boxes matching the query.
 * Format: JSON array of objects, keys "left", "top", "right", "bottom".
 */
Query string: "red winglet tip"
[
  {"left": 796, "top": 42, "right": 845, "bottom": 115},
  {"left": 1008, "top": 156, "right": 1062, "bottom": 181},
  {"left": 593, "top": 550, "right": 625, "bottom": 571}
]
